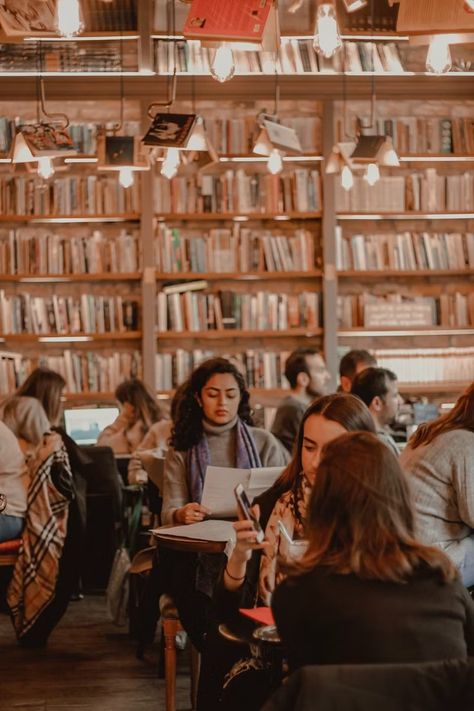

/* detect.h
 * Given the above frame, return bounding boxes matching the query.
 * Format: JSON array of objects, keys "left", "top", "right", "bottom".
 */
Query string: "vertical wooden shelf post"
[{"left": 322, "top": 100, "right": 338, "bottom": 390}]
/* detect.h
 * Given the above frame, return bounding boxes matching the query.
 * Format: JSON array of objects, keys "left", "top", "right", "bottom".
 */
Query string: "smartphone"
[{"left": 234, "top": 483, "right": 264, "bottom": 543}]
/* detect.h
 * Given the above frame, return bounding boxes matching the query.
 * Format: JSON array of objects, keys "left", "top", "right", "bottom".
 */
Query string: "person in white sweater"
[
  {"left": 97, "top": 378, "right": 165, "bottom": 455},
  {"left": 0, "top": 421, "right": 29, "bottom": 542},
  {"left": 401, "top": 382, "right": 474, "bottom": 586}
]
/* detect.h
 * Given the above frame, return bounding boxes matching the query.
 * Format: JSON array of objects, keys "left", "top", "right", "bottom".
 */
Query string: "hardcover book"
[{"left": 142, "top": 113, "right": 197, "bottom": 148}]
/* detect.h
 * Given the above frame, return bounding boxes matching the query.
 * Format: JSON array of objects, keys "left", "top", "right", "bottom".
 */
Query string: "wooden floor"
[{"left": 0, "top": 595, "right": 192, "bottom": 711}]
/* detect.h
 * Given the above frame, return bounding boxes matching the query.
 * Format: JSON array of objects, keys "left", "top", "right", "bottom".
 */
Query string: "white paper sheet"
[
  {"left": 247, "top": 466, "right": 284, "bottom": 498},
  {"left": 151, "top": 519, "right": 235, "bottom": 543},
  {"left": 201, "top": 466, "right": 248, "bottom": 518}
]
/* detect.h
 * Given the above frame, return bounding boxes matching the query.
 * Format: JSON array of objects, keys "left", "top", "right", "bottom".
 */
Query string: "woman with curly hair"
[{"left": 161, "top": 357, "right": 288, "bottom": 651}]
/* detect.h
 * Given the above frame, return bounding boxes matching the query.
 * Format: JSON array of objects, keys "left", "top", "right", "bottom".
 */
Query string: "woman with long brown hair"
[
  {"left": 272, "top": 432, "right": 474, "bottom": 673},
  {"left": 401, "top": 382, "right": 474, "bottom": 586}
]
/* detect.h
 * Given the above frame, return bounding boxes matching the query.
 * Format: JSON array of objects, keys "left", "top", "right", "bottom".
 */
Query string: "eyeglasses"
[{"left": 0, "top": 493, "right": 7, "bottom": 513}]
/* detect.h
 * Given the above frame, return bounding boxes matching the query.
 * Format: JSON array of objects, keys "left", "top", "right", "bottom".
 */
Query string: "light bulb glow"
[
  {"left": 186, "top": 117, "right": 207, "bottom": 151},
  {"left": 55, "top": 0, "right": 84, "bottom": 38},
  {"left": 464, "top": 0, "right": 474, "bottom": 12},
  {"left": 341, "top": 165, "right": 354, "bottom": 191},
  {"left": 364, "top": 163, "right": 380, "bottom": 186},
  {"left": 210, "top": 46, "right": 235, "bottom": 83},
  {"left": 118, "top": 166, "right": 134, "bottom": 189},
  {"left": 37, "top": 157, "right": 55, "bottom": 180},
  {"left": 267, "top": 149, "right": 283, "bottom": 175},
  {"left": 313, "top": 4, "right": 342, "bottom": 59},
  {"left": 426, "top": 35, "right": 452, "bottom": 74},
  {"left": 161, "top": 148, "right": 180, "bottom": 180}
]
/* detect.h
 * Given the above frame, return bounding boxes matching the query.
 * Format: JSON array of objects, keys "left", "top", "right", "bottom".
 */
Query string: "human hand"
[
  {"left": 175, "top": 502, "right": 211, "bottom": 525},
  {"left": 231, "top": 505, "right": 266, "bottom": 564}
]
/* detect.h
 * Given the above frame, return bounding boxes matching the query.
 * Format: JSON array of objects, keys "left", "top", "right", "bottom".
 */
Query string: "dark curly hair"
[{"left": 171, "top": 357, "right": 253, "bottom": 451}]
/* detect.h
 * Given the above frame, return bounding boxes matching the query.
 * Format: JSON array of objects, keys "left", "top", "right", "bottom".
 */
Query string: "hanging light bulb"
[
  {"left": 267, "top": 149, "right": 283, "bottom": 175},
  {"left": 313, "top": 4, "right": 342, "bottom": 59},
  {"left": 55, "top": 0, "right": 84, "bottom": 38},
  {"left": 118, "top": 166, "right": 134, "bottom": 189},
  {"left": 210, "top": 46, "right": 235, "bottom": 83},
  {"left": 161, "top": 148, "right": 180, "bottom": 180},
  {"left": 426, "top": 35, "right": 452, "bottom": 75},
  {"left": 37, "top": 157, "right": 55, "bottom": 180},
  {"left": 186, "top": 116, "right": 208, "bottom": 151},
  {"left": 364, "top": 163, "right": 380, "bottom": 186},
  {"left": 341, "top": 165, "right": 354, "bottom": 191}
]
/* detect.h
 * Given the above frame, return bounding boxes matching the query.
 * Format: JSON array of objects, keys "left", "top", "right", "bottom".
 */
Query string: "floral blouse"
[{"left": 258, "top": 472, "right": 312, "bottom": 605}]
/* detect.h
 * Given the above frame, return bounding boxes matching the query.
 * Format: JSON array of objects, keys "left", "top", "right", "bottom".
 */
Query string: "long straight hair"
[
  {"left": 409, "top": 381, "right": 474, "bottom": 449},
  {"left": 115, "top": 378, "right": 163, "bottom": 430},
  {"left": 272, "top": 393, "right": 376, "bottom": 497},
  {"left": 17, "top": 367, "right": 66, "bottom": 426},
  {"left": 296, "top": 431, "right": 457, "bottom": 583}
]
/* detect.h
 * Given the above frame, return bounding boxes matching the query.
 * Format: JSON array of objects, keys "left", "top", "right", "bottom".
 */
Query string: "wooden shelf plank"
[
  {"left": 0, "top": 214, "right": 141, "bottom": 223},
  {"left": 338, "top": 327, "right": 474, "bottom": 337},
  {"left": 0, "top": 332, "right": 142, "bottom": 342},
  {"left": 338, "top": 269, "right": 474, "bottom": 278},
  {"left": 338, "top": 212, "right": 474, "bottom": 220},
  {"left": 155, "top": 212, "right": 322, "bottom": 221},
  {"left": 156, "top": 328, "right": 323, "bottom": 339},
  {"left": 398, "top": 381, "right": 470, "bottom": 395},
  {"left": 0, "top": 273, "right": 142, "bottom": 283},
  {"left": 156, "top": 270, "right": 323, "bottom": 281},
  {"left": 63, "top": 391, "right": 116, "bottom": 402}
]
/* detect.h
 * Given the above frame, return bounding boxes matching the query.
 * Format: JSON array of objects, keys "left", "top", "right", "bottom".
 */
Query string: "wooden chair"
[
  {"left": 160, "top": 593, "right": 200, "bottom": 711},
  {"left": 0, "top": 538, "right": 21, "bottom": 609}
]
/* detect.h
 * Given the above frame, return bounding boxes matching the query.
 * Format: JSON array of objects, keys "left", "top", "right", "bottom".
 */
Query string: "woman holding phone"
[{"left": 161, "top": 357, "right": 288, "bottom": 652}]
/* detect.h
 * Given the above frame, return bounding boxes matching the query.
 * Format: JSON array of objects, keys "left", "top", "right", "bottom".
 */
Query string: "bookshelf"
[{"left": 0, "top": 11, "right": 472, "bottom": 404}]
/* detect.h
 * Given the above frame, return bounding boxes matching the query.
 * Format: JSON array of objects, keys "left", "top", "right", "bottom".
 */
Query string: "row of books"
[
  {"left": 153, "top": 170, "right": 322, "bottom": 215},
  {"left": 153, "top": 39, "right": 405, "bottom": 76},
  {"left": 338, "top": 117, "right": 474, "bottom": 156},
  {"left": 156, "top": 288, "right": 320, "bottom": 333},
  {"left": 335, "top": 171, "right": 474, "bottom": 213},
  {"left": 0, "top": 293, "right": 139, "bottom": 335},
  {"left": 155, "top": 348, "right": 292, "bottom": 391},
  {"left": 375, "top": 348, "right": 474, "bottom": 385},
  {"left": 0, "top": 176, "right": 141, "bottom": 217},
  {"left": 0, "top": 349, "right": 141, "bottom": 396},
  {"left": 338, "top": 293, "right": 474, "bottom": 329},
  {"left": 155, "top": 224, "right": 318, "bottom": 274},
  {"left": 202, "top": 115, "right": 321, "bottom": 155},
  {"left": 336, "top": 229, "right": 474, "bottom": 272},
  {"left": 0, "top": 38, "right": 138, "bottom": 74},
  {"left": 0, "top": 228, "right": 141, "bottom": 276}
]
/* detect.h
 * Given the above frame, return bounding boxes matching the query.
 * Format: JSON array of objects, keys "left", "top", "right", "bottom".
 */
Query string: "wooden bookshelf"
[
  {"left": 63, "top": 391, "right": 116, "bottom": 403},
  {"left": 398, "top": 381, "right": 471, "bottom": 396},
  {"left": 338, "top": 328, "right": 474, "bottom": 337}
]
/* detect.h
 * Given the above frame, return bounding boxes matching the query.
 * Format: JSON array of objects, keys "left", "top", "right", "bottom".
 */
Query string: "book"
[
  {"left": 17, "top": 124, "right": 77, "bottom": 158},
  {"left": 151, "top": 519, "right": 235, "bottom": 544},
  {"left": 0, "top": 0, "right": 55, "bottom": 37},
  {"left": 142, "top": 113, "right": 197, "bottom": 149},
  {"left": 183, "top": 0, "right": 279, "bottom": 51}
]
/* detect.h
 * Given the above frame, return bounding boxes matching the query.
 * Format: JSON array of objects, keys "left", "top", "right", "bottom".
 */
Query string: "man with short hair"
[
  {"left": 271, "top": 348, "right": 331, "bottom": 453},
  {"left": 339, "top": 349, "right": 377, "bottom": 393},
  {"left": 351, "top": 366, "right": 400, "bottom": 456}
]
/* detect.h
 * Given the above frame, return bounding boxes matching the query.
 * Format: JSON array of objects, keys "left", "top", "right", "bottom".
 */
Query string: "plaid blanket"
[{"left": 7, "top": 434, "right": 73, "bottom": 639}]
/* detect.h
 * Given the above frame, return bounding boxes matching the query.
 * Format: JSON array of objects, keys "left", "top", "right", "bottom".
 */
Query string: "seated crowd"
[{"left": 0, "top": 353, "right": 473, "bottom": 708}]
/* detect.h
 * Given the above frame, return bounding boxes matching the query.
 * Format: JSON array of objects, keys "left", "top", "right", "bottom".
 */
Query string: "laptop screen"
[{"left": 63, "top": 406, "right": 119, "bottom": 446}]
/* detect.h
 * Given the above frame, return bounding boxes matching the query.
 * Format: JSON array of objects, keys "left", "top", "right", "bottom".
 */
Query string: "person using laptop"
[
  {"left": 161, "top": 357, "right": 288, "bottom": 654},
  {"left": 97, "top": 378, "right": 165, "bottom": 455}
]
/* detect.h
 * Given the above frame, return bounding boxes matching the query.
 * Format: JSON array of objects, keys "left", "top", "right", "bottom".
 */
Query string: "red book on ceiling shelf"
[{"left": 183, "top": 0, "right": 278, "bottom": 50}]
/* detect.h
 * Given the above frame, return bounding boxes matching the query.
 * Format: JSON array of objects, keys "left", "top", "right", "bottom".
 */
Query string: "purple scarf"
[{"left": 187, "top": 418, "right": 262, "bottom": 504}]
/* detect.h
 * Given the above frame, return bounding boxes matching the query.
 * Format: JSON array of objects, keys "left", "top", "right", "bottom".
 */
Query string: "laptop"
[{"left": 63, "top": 406, "right": 119, "bottom": 446}]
